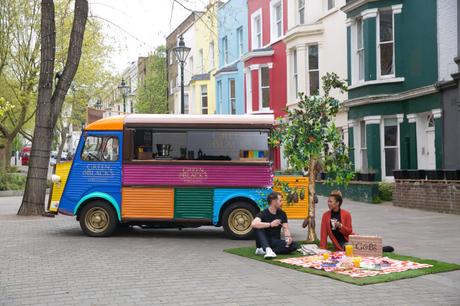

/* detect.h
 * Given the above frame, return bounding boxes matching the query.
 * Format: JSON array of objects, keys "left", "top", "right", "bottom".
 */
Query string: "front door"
[{"left": 425, "top": 128, "right": 436, "bottom": 169}]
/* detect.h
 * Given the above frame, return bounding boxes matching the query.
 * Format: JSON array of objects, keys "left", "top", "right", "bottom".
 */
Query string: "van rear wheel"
[
  {"left": 222, "top": 202, "right": 258, "bottom": 240},
  {"left": 79, "top": 201, "right": 118, "bottom": 237}
]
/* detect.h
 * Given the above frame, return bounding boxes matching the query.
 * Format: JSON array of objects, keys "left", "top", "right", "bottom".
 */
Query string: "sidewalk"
[{"left": 0, "top": 196, "right": 459, "bottom": 305}]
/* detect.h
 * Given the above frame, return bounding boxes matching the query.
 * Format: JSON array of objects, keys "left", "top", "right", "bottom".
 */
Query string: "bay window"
[
  {"left": 383, "top": 118, "right": 399, "bottom": 177},
  {"left": 201, "top": 85, "right": 208, "bottom": 114},
  {"left": 308, "top": 44, "right": 319, "bottom": 95},
  {"left": 229, "top": 79, "right": 236, "bottom": 115},
  {"left": 259, "top": 67, "right": 270, "bottom": 109},
  {"left": 293, "top": 49, "right": 298, "bottom": 98}
]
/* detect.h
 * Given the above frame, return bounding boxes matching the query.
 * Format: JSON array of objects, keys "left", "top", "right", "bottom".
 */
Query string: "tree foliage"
[
  {"left": 135, "top": 46, "right": 168, "bottom": 114},
  {"left": 270, "top": 72, "right": 354, "bottom": 241}
]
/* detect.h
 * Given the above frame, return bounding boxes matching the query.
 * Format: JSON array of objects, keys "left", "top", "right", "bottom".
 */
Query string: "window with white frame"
[
  {"left": 245, "top": 71, "right": 252, "bottom": 113},
  {"left": 308, "top": 44, "right": 319, "bottom": 95},
  {"left": 360, "top": 121, "right": 368, "bottom": 172},
  {"left": 201, "top": 85, "right": 208, "bottom": 114},
  {"left": 259, "top": 66, "right": 270, "bottom": 109},
  {"left": 252, "top": 11, "right": 262, "bottom": 49},
  {"left": 292, "top": 49, "right": 298, "bottom": 98},
  {"left": 298, "top": 0, "right": 305, "bottom": 25},
  {"left": 223, "top": 36, "right": 228, "bottom": 65},
  {"left": 237, "top": 27, "right": 243, "bottom": 56},
  {"left": 209, "top": 41, "right": 215, "bottom": 69},
  {"left": 217, "top": 80, "right": 222, "bottom": 111},
  {"left": 169, "top": 80, "right": 173, "bottom": 94},
  {"left": 169, "top": 50, "right": 173, "bottom": 65},
  {"left": 271, "top": 0, "right": 283, "bottom": 40},
  {"left": 327, "top": 0, "right": 335, "bottom": 10},
  {"left": 383, "top": 118, "right": 399, "bottom": 176},
  {"left": 229, "top": 79, "right": 236, "bottom": 114},
  {"left": 198, "top": 49, "right": 204, "bottom": 73},
  {"left": 378, "top": 9, "right": 394, "bottom": 77},
  {"left": 356, "top": 18, "right": 364, "bottom": 81}
]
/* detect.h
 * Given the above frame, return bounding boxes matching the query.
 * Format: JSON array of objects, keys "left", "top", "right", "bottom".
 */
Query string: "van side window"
[{"left": 81, "top": 136, "right": 119, "bottom": 162}]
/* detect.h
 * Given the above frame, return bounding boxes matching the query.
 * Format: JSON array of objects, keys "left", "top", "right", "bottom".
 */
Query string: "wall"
[
  {"left": 393, "top": 181, "right": 460, "bottom": 214},
  {"left": 442, "top": 85, "right": 460, "bottom": 169},
  {"left": 437, "top": 0, "right": 458, "bottom": 82}
]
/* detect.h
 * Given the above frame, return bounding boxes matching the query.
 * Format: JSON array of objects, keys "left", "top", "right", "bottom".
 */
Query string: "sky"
[{"left": 89, "top": 0, "right": 206, "bottom": 73}]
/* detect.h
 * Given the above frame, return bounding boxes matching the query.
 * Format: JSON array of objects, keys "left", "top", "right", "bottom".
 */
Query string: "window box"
[
  {"left": 407, "top": 169, "right": 425, "bottom": 180},
  {"left": 445, "top": 170, "right": 460, "bottom": 181},
  {"left": 357, "top": 172, "right": 375, "bottom": 182},
  {"left": 426, "top": 170, "right": 444, "bottom": 180}
]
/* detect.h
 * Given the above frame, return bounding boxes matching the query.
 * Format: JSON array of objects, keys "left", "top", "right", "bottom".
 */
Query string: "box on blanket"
[{"left": 349, "top": 235, "right": 382, "bottom": 257}]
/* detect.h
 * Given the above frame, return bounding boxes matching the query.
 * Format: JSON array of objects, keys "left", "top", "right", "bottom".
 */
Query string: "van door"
[{"left": 57, "top": 131, "right": 123, "bottom": 217}]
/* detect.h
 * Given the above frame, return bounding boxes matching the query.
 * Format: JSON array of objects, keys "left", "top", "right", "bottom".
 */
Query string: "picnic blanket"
[{"left": 278, "top": 253, "right": 433, "bottom": 278}]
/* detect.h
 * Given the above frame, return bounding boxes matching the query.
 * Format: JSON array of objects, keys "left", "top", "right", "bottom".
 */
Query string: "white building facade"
[{"left": 282, "top": 0, "right": 348, "bottom": 170}]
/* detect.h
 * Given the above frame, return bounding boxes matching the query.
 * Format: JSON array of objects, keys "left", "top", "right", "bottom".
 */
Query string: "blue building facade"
[{"left": 215, "top": 0, "right": 248, "bottom": 114}]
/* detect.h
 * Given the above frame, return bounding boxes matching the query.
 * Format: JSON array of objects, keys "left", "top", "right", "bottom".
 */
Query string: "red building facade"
[{"left": 244, "top": 0, "right": 288, "bottom": 169}]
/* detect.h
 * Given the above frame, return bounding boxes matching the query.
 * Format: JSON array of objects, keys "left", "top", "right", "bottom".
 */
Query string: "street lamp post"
[
  {"left": 118, "top": 78, "right": 131, "bottom": 113},
  {"left": 173, "top": 35, "right": 191, "bottom": 114}
]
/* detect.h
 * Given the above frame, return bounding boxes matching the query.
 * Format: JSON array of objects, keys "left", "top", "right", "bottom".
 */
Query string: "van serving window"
[{"left": 81, "top": 136, "right": 119, "bottom": 162}]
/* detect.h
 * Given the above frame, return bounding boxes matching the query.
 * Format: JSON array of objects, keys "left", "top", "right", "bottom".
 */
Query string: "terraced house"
[
  {"left": 283, "top": 0, "right": 348, "bottom": 170},
  {"left": 343, "top": 0, "right": 443, "bottom": 181},
  {"left": 189, "top": 1, "right": 221, "bottom": 115},
  {"left": 215, "top": 0, "right": 248, "bottom": 114}
]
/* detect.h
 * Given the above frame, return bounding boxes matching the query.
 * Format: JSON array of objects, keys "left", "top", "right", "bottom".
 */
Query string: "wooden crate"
[{"left": 349, "top": 235, "right": 382, "bottom": 257}]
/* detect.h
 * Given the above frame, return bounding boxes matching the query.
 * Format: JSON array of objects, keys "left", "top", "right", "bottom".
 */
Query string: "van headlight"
[{"left": 51, "top": 174, "right": 61, "bottom": 184}]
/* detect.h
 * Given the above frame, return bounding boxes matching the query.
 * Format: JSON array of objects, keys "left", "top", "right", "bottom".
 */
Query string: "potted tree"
[{"left": 270, "top": 73, "right": 354, "bottom": 242}]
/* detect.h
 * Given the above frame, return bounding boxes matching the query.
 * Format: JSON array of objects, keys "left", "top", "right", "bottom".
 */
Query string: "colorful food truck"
[{"left": 49, "top": 114, "right": 307, "bottom": 238}]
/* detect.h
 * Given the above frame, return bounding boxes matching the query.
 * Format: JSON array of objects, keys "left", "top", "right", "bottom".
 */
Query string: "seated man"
[{"left": 251, "top": 191, "right": 297, "bottom": 258}]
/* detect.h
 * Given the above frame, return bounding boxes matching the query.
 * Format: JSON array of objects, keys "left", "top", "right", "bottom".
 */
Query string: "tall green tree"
[
  {"left": 18, "top": 0, "right": 88, "bottom": 216},
  {"left": 135, "top": 46, "right": 168, "bottom": 114},
  {"left": 0, "top": 0, "right": 40, "bottom": 170},
  {"left": 270, "top": 72, "right": 354, "bottom": 242}
]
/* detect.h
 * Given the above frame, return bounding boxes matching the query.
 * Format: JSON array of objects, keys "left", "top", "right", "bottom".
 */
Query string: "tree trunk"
[
  {"left": 18, "top": 0, "right": 88, "bottom": 216},
  {"left": 3, "top": 138, "right": 12, "bottom": 171},
  {"left": 306, "top": 158, "right": 318, "bottom": 242}
]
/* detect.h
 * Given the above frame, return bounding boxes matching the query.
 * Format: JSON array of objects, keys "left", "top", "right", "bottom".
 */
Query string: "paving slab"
[{"left": 0, "top": 196, "right": 459, "bottom": 305}]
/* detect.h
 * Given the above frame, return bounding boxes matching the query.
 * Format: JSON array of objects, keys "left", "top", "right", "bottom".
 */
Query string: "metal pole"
[
  {"left": 123, "top": 95, "right": 126, "bottom": 113},
  {"left": 180, "top": 62, "right": 185, "bottom": 114}
]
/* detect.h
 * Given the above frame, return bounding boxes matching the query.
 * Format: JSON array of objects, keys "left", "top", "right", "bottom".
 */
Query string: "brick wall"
[{"left": 393, "top": 181, "right": 460, "bottom": 214}]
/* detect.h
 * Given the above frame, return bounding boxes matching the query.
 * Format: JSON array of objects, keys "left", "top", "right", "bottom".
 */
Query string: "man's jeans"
[{"left": 255, "top": 229, "right": 298, "bottom": 254}]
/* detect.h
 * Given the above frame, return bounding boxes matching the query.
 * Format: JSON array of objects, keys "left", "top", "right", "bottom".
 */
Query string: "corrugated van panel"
[
  {"left": 275, "top": 176, "right": 309, "bottom": 220},
  {"left": 122, "top": 187, "right": 174, "bottom": 219},
  {"left": 123, "top": 164, "right": 273, "bottom": 188},
  {"left": 174, "top": 188, "right": 213, "bottom": 219}
]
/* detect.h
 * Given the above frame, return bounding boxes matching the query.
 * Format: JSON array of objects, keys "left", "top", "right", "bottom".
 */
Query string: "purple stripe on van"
[{"left": 123, "top": 164, "right": 273, "bottom": 187}]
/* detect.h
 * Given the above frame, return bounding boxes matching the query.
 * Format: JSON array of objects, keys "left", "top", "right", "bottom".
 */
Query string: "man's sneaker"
[
  {"left": 255, "top": 248, "right": 266, "bottom": 255},
  {"left": 264, "top": 247, "right": 277, "bottom": 259}
]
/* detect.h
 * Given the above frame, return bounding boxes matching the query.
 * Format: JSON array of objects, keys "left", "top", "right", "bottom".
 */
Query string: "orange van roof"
[{"left": 85, "top": 116, "right": 124, "bottom": 131}]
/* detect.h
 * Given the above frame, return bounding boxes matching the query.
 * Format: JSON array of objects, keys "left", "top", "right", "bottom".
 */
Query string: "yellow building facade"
[{"left": 189, "top": 2, "right": 219, "bottom": 115}]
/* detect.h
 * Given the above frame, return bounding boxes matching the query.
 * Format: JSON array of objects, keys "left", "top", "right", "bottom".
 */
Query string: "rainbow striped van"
[{"left": 49, "top": 114, "right": 307, "bottom": 238}]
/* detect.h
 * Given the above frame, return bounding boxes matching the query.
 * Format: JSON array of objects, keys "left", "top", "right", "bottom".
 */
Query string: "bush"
[
  {"left": 378, "top": 182, "right": 394, "bottom": 201},
  {"left": 0, "top": 172, "right": 26, "bottom": 191},
  {"left": 371, "top": 195, "right": 382, "bottom": 204}
]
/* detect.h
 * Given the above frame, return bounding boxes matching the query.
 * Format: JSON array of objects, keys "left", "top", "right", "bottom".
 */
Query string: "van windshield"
[{"left": 81, "top": 136, "right": 119, "bottom": 162}]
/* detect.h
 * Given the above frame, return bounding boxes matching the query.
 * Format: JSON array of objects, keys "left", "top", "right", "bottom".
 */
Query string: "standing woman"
[{"left": 319, "top": 190, "right": 354, "bottom": 251}]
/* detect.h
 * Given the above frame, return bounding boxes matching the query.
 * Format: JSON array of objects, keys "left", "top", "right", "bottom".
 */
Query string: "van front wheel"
[
  {"left": 222, "top": 202, "right": 258, "bottom": 240},
  {"left": 79, "top": 201, "right": 118, "bottom": 237}
]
